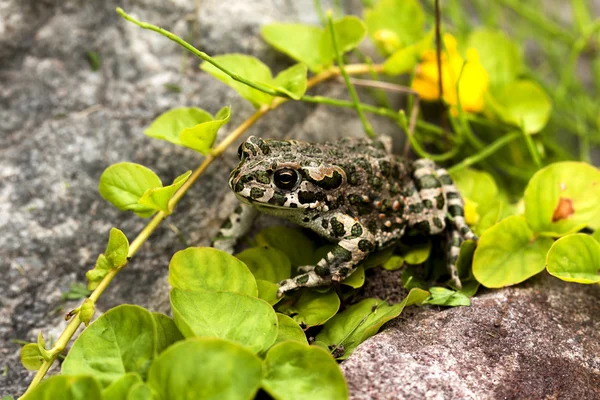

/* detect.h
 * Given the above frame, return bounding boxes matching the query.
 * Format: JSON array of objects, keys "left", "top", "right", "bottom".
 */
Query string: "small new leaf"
[
  {"left": 80, "top": 299, "right": 96, "bottom": 327},
  {"left": 105, "top": 228, "right": 129, "bottom": 268},
  {"left": 85, "top": 254, "right": 111, "bottom": 290},
  {"left": 138, "top": 170, "right": 192, "bottom": 214},
  {"left": 20, "top": 343, "right": 44, "bottom": 371}
]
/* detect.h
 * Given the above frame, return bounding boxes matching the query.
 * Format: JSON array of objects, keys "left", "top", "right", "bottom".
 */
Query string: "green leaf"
[
  {"left": 98, "top": 163, "right": 162, "bottom": 218},
  {"left": 86, "top": 254, "right": 112, "bottom": 290},
  {"left": 20, "top": 343, "right": 43, "bottom": 371},
  {"left": 147, "top": 338, "right": 262, "bottom": 400},
  {"left": 127, "top": 382, "right": 156, "bottom": 400},
  {"left": 152, "top": 313, "right": 184, "bottom": 354},
  {"left": 397, "top": 239, "right": 431, "bottom": 265},
  {"left": 472, "top": 215, "right": 553, "bottom": 288},
  {"left": 489, "top": 80, "right": 552, "bottom": 134},
  {"left": 382, "top": 255, "right": 404, "bottom": 271},
  {"left": 101, "top": 373, "right": 143, "bottom": 400},
  {"left": 275, "top": 313, "right": 308, "bottom": 345},
  {"left": 261, "top": 17, "right": 367, "bottom": 73},
  {"left": 360, "top": 245, "right": 395, "bottom": 269},
  {"left": 546, "top": 234, "right": 600, "bottom": 284},
  {"left": 262, "top": 341, "right": 348, "bottom": 400},
  {"left": 383, "top": 30, "right": 433, "bottom": 75},
  {"left": 256, "top": 279, "right": 281, "bottom": 306},
  {"left": 365, "top": 0, "right": 424, "bottom": 54},
  {"left": 593, "top": 230, "right": 600, "bottom": 243},
  {"left": 62, "top": 305, "right": 158, "bottom": 386},
  {"left": 271, "top": 64, "right": 308, "bottom": 100},
  {"left": 316, "top": 288, "right": 429, "bottom": 359},
  {"left": 201, "top": 54, "right": 274, "bottom": 107},
  {"left": 341, "top": 265, "right": 365, "bottom": 288},
  {"left": 467, "top": 29, "right": 522, "bottom": 88},
  {"left": 424, "top": 287, "right": 471, "bottom": 307},
  {"left": 105, "top": 228, "right": 129, "bottom": 268},
  {"left": 144, "top": 107, "right": 231, "bottom": 154},
  {"left": 255, "top": 226, "right": 316, "bottom": 267},
  {"left": 168, "top": 247, "right": 257, "bottom": 297},
  {"left": 524, "top": 162, "right": 600, "bottom": 236},
  {"left": 21, "top": 375, "right": 102, "bottom": 400},
  {"left": 80, "top": 299, "right": 95, "bottom": 327},
  {"left": 235, "top": 246, "right": 291, "bottom": 283},
  {"left": 279, "top": 289, "right": 340, "bottom": 328},
  {"left": 137, "top": 170, "right": 191, "bottom": 214},
  {"left": 450, "top": 168, "right": 498, "bottom": 214},
  {"left": 170, "top": 289, "right": 278, "bottom": 353},
  {"left": 179, "top": 106, "right": 231, "bottom": 154},
  {"left": 400, "top": 265, "right": 427, "bottom": 290}
]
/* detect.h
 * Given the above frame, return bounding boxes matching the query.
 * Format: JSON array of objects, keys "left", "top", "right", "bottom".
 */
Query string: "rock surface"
[
  {"left": 1, "top": 0, "right": 599, "bottom": 399},
  {"left": 343, "top": 273, "right": 600, "bottom": 399}
]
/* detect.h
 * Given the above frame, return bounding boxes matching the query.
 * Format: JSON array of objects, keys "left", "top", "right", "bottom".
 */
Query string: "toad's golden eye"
[{"left": 274, "top": 168, "right": 299, "bottom": 190}]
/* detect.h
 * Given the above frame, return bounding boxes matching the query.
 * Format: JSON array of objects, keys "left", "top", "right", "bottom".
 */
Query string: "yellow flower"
[{"left": 411, "top": 33, "right": 489, "bottom": 113}]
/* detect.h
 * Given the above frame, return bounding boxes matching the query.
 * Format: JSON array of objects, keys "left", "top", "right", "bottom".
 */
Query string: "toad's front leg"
[
  {"left": 212, "top": 203, "right": 258, "bottom": 254},
  {"left": 277, "top": 215, "right": 375, "bottom": 297}
]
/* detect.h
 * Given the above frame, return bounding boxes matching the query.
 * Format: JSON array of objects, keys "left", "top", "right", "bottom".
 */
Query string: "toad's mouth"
[{"left": 233, "top": 193, "right": 301, "bottom": 211}]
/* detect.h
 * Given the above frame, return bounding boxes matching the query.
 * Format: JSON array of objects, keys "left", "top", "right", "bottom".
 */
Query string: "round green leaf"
[
  {"left": 473, "top": 215, "right": 553, "bottom": 288},
  {"left": 256, "top": 279, "right": 281, "bottom": 306},
  {"left": 282, "top": 289, "right": 340, "bottom": 328},
  {"left": 341, "top": 265, "right": 365, "bottom": 288},
  {"left": 424, "top": 287, "right": 471, "bottom": 307},
  {"left": 398, "top": 239, "right": 431, "bottom": 265},
  {"left": 450, "top": 168, "right": 498, "bottom": 213},
  {"left": 271, "top": 64, "right": 308, "bottom": 100},
  {"left": 255, "top": 226, "right": 315, "bottom": 267},
  {"left": 22, "top": 375, "right": 102, "bottom": 400},
  {"left": 382, "top": 255, "right": 404, "bottom": 271},
  {"left": 62, "top": 305, "right": 158, "bottom": 386},
  {"left": 201, "top": 54, "right": 274, "bottom": 108},
  {"left": 467, "top": 29, "right": 522, "bottom": 88},
  {"left": 170, "top": 289, "right": 277, "bottom": 354},
  {"left": 101, "top": 373, "right": 143, "bottom": 400},
  {"left": 144, "top": 107, "right": 213, "bottom": 145},
  {"left": 274, "top": 313, "right": 308, "bottom": 345},
  {"left": 98, "top": 162, "right": 162, "bottom": 218},
  {"left": 169, "top": 247, "right": 257, "bottom": 297},
  {"left": 490, "top": 79, "right": 551, "bottom": 134},
  {"left": 20, "top": 343, "right": 43, "bottom": 371},
  {"left": 179, "top": 106, "right": 231, "bottom": 154},
  {"left": 147, "top": 338, "right": 262, "bottom": 400},
  {"left": 262, "top": 341, "right": 348, "bottom": 400},
  {"left": 127, "top": 382, "right": 157, "bottom": 400},
  {"left": 593, "top": 229, "right": 600, "bottom": 243},
  {"left": 524, "top": 162, "right": 600, "bottom": 236},
  {"left": 546, "top": 234, "right": 600, "bottom": 284},
  {"left": 105, "top": 227, "right": 129, "bottom": 268},
  {"left": 364, "top": 0, "right": 424, "bottom": 54},
  {"left": 316, "top": 289, "right": 429, "bottom": 359},
  {"left": 235, "top": 246, "right": 291, "bottom": 283}
]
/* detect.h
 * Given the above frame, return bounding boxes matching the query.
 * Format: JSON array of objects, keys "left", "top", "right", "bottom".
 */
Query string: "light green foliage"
[
  {"left": 137, "top": 170, "right": 191, "bottom": 214},
  {"left": 524, "top": 162, "right": 600, "bottom": 236},
  {"left": 201, "top": 55, "right": 308, "bottom": 106},
  {"left": 256, "top": 280, "right": 281, "bottom": 306},
  {"left": 341, "top": 265, "right": 365, "bottom": 288},
  {"left": 381, "top": 240, "right": 431, "bottom": 270},
  {"left": 168, "top": 247, "right": 257, "bottom": 296},
  {"left": 262, "top": 341, "right": 348, "bottom": 400},
  {"left": 152, "top": 313, "right": 184, "bottom": 354},
  {"left": 489, "top": 80, "right": 552, "bottom": 134},
  {"left": 274, "top": 314, "right": 308, "bottom": 345},
  {"left": 126, "top": 382, "right": 156, "bottom": 400},
  {"left": 144, "top": 106, "right": 231, "bottom": 154},
  {"left": 86, "top": 228, "right": 129, "bottom": 290},
  {"left": 473, "top": 216, "right": 553, "bottom": 288},
  {"left": 255, "top": 226, "right": 316, "bottom": 267},
  {"left": 279, "top": 290, "right": 340, "bottom": 328},
  {"left": 99, "top": 163, "right": 190, "bottom": 217},
  {"left": 261, "top": 17, "right": 366, "bottom": 73},
  {"left": 101, "top": 373, "right": 143, "bottom": 400},
  {"left": 383, "top": 30, "right": 433, "bottom": 75},
  {"left": 22, "top": 375, "right": 102, "bottom": 400},
  {"left": 364, "top": 0, "right": 424, "bottom": 55},
  {"left": 467, "top": 29, "right": 522, "bottom": 88},
  {"left": 62, "top": 305, "right": 158, "bottom": 386},
  {"left": 170, "top": 289, "right": 278, "bottom": 354},
  {"left": 316, "top": 289, "right": 429, "bottom": 359},
  {"left": 147, "top": 338, "right": 262, "bottom": 400},
  {"left": 425, "top": 287, "right": 471, "bottom": 306},
  {"left": 20, "top": 343, "right": 44, "bottom": 371},
  {"left": 546, "top": 234, "right": 600, "bottom": 284},
  {"left": 236, "top": 246, "right": 291, "bottom": 283},
  {"left": 593, "top": 230, "right": 600, "bottom": 243}
]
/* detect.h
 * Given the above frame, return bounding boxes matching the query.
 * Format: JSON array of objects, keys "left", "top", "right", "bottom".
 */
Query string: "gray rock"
[{"left": 342, "top": 272, "right": 600, "bottom": 399}]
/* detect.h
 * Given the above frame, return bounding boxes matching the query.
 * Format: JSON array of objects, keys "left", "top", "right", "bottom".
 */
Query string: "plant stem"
[
  {"left": 327, "top": 12, "right": 375, "bottom": 138},
  {"left": 448, "top": 132, "right": 521, "bottom": 173}
]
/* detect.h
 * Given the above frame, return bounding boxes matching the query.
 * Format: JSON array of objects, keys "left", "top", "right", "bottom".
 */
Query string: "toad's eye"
[{"left": 274, "top": 168, "right": 299, "bottom": 190}]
